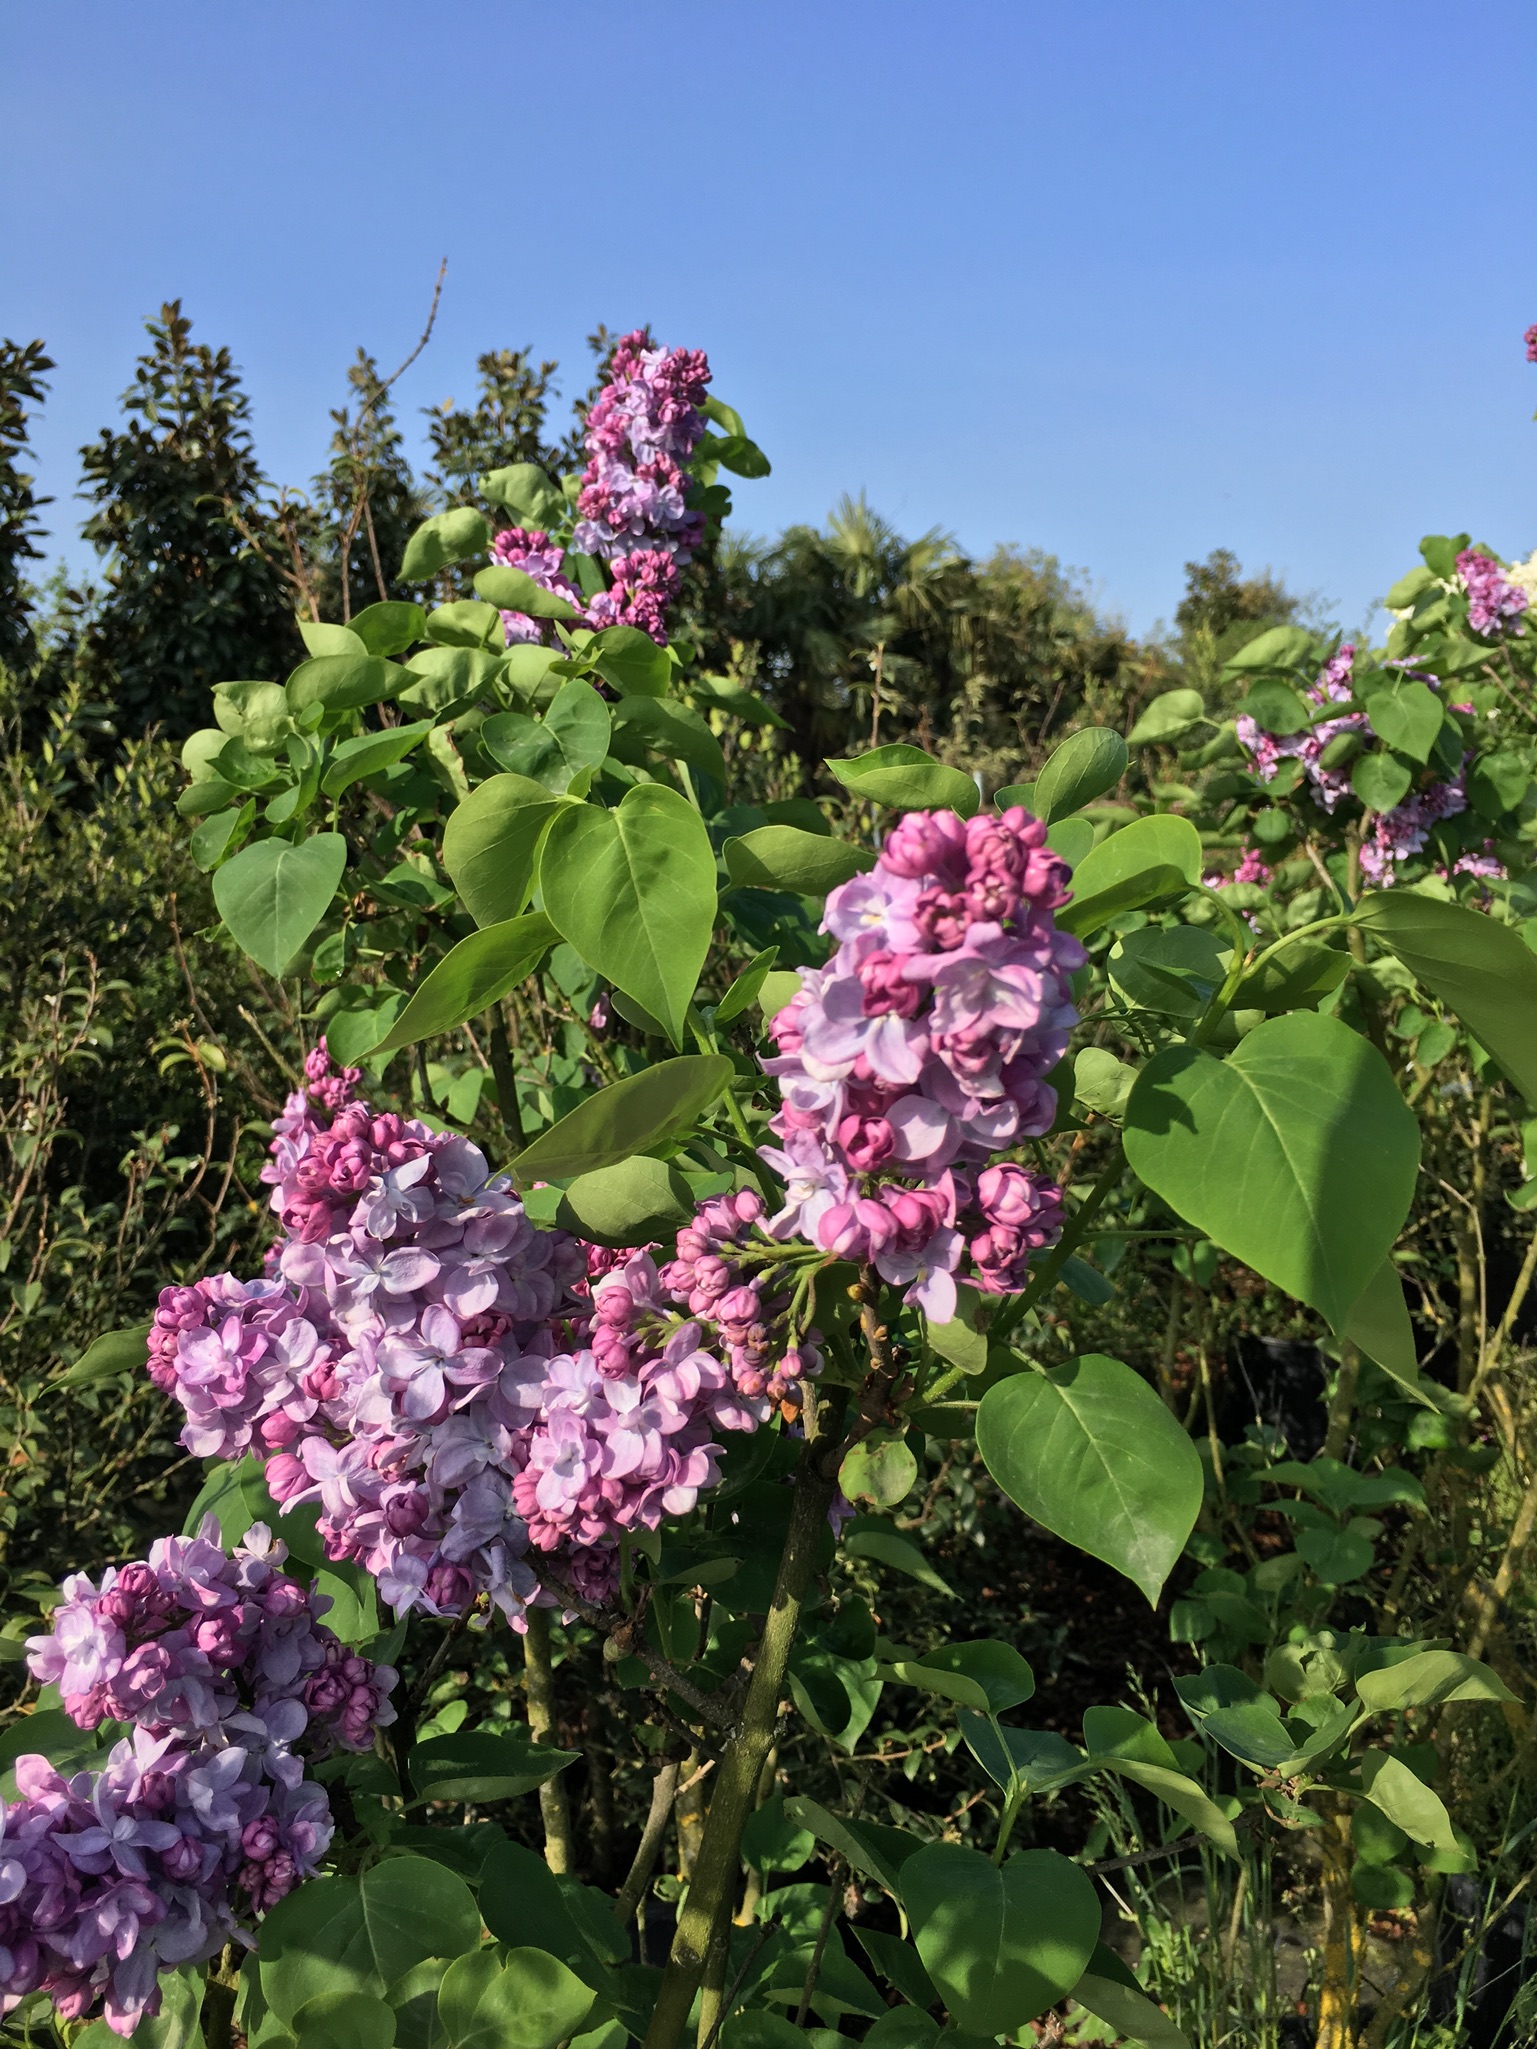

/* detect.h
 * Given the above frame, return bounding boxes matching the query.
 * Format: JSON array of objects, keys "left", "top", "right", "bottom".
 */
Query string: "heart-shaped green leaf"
[
  {"left": 375, "top": 914, "right": 555, "bottom": 1053},
  {"left": 976, "top": 1354, "right": 1202, "bottom": 1604},
  {"left": 399, "top": 507, "right": 490, "bottom": 582},
  {"left": 1352, "top": 750, "right": 1414, "bottom": 812},
  {"left": 1364, "top": 680, "right": 1443, "bottom": 763},
  {"left": 539, "top": 784, "right": 717, "bottom": 1045},
  {"left": 474, "top": 563, "right": 579, "bottom": 621},
  {"left": 349, "top": 601, "right": 427, "bottom": 656},
  {"left": 1356, "top": 890, "right": 1537, "bottom": 1109},
  {"left": 321, "top": 719, "right": 437, "bottom": 797},
  {"left": 1123, "top": 1011, "right": 1421, "bottom": 1327},
  {"left": 611, "top": 694, "right": 726, "bottom": 784},
  {"left": 442, "top": 774, "right": 567, "bottom": 928},
  {"left": 213, "top": 831, "right": 347, "bottom": 977},
  {"left": 510, "top": 1055, "right": 732, "bottom": 1183},
  {"left": 1125, "top": 688, "right": 1207, "bottom": 748},
  {"left": 258, "top": 1857, "right": 481, "bottom": 2021},
  {"left": 724, "top": 826, "right": 875, "bottom": 895},
  {"left": 1034, "top": 727, "right": 1128, "bottom": 821},
  {"left": 902, "top": 1844, "right": 1100, "bottom": 2035},
  {"left": 825, "top": 744, "right": 980, "bottom": 816},
  {"left": 1058, "top": 814, "right": 1203, "bottom": 937},
  {"left": 587, "top": 625, "right": 671, "bottom": 697},
  {"left": 480, "top": 680, "right": 611, "bottom": 793},
  {"left": 553, "top": 1156, "right": 696, "bottom": 1246}
]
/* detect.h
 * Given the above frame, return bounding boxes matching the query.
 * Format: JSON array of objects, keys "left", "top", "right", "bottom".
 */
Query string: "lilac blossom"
[
  {"left": 1235, "top": 643, "right": 1366, "bottom": 815},
  {"left": 1457, "top": 548, "right": 1529, "bottom": 639},
  {"left": 4, "top": 1525, "right": 393, "bottom": 2036}
]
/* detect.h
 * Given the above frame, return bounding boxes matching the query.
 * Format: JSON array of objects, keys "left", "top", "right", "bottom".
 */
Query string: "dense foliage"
[{"left": 2, "top": 316, "right": 1537, "bottom": 2049}]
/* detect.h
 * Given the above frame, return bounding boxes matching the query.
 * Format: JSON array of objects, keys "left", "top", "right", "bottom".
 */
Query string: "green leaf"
[
  {"left": 1356, "top": 1649, "right": 1516, "bottom": 1712},
  {"left": 1074, "top": 1046, "right": 1137, "bottom": 1119},
  {"left": 396, "top": 645, "right": 504, "bottom": 714},
  {"left": 1365, "top": 681, "right": 1443, "bottom": 763},
  {"left": 286, "top": 656, "right": 414, "bottom": 716},
  {"left": 442, "top": 774, "right": 567, "bottom": 928},
  {"left": 1359, "top": 1754, "right": 1459, "bottom": 1855},
  {"left": 840, "top": 1430, "right": 918, "bottom": 1509},
  {"left": 481, "top": 680, "right": 612, "bottom": 794},
  {"left": 714, "top": 945, "right": 781, "bottom": 1025},
  {"left": 74, "top": 1967, "right": 205, "bottom": 2049},
  {"left": 325, "top": 996, "right": 406, "bottom": 1067},
  {"left": 1222, "top": 625, "right": 1316, "bottom": 675},
  {"left": 437, "top": 1948, "right": 595, "bottom": 2049},
  {"left": 1033, "top": 727, "right": 1129, "bottom": 821},
  {"left": 511, "top": 1055, "right": 732, "bottom": 1183},
  {"left": 480, "top": 463, "right": 566, "bottom": 526},
  {"left": 399, "top": 507, "right": 491, "bottom": 582},
  {"left": 409, "top": 1729, "right": 578, "bottom": 1804},
  {"left": 852, "top": 1932, "right": 939, "bottom": 2015},
  {"left": 722, "top": 2018, "right": 807, "bottom": 2049},
  {"left": 1123, "top": 1012, "right": 1422, "bottom": 1327},
  {"left": 1109, "top": 925, "right": 1228, "bottom": 1020},
  {"left": 1233, "top": 941, "right": 1350, "bottom": 1015},
  {"left": 1352, "top": 751, "right": 1414, "bottom": 813},
  {"left": 587, "top": 624, "right": 672, "bottom": 698},
  {"left": 842, "top": 1522, "right": 955, "bottom": 1597},
  {"left": 291, "top": 1991, "right": 395, "bottom": 2049},
  {"left": 1057, "top": 815, "right": 1203, "bottom": 938},
  {"left": 976, "top": 1354, "right": 1203, "bottom": 1604},
  {"left": 784, "top": 1796, "right": 925, "bottom": 1895},
  {"left": 1126, "top": 688, "right": 1207, "bottom": 749},
  {"left": 902, "top": 1845, "right": 1100, "bottom": 2035},
  {"left": 756, "top": 969, "right": 802, "bottom": 1020},
  {"left": 1047, "top": 815, "right": 1094, "bottom": 868},
  {"left": 374, "top": 914, "right": 554, "bottom": 1054},
  {"left": 925, "top": 1296, "right": 988, "bottom": 1376},
  {"left": 258, "top": 1858, "right": 481, "bottom": 2021},
  {"left": 474, "top": 564, "right": 579, "bottom": 621},
  {"left": 1356, "top": 890, "right": 1537, "bottom": 1107},
  {"left": 1071, "top": 1946, "right": 1191, "bottom": 2049},
  {"left": 1238, "top": 680, "right": 1310, "bottom": 736},
  {"left": 825, "top": 744, "right": 980, "bottom": 816},
  {"left": 321, "top": 718, "right": 437, "bottom": 796},
  {"left": 724, "top": 826, "right": 875, "bottom": 895},
  {"left": 742, "top": 1791, "right": 816, "bottom": 1874},
  {"left": 54, "top": 1321, "right": 150, "bottom": 1390},
  {"left": 1086, "top": 1754, "right": 1237, "bottom": 1855},
  {"left": 213, "top": 832, "right": 347, "bottom": 977},
  {"left": 423, "top": 601, "right": 504, "bottom": 652},
  {"left": 883, "top": 1640, "right": 1035, "bottom": 1714},
  {"left": 612, "top": 694, "right": 726, "bottom": 783},
  {"left": 298, "top": 620, "right": 367, "bottom": 659},
  {"left": 539, "top": 783, "right": 717, "bottom": 1045},
  {"left": 349, "top": 601, "right": 427, "bottom": 657},
  {"left": 553, "top": 1156, "right": 696, "bottom": 1246},
  {"left": 1342, "top": 1260, "right": 1429, "bottom": 1402},
  {"left": 214, "top": 678, "right": 294, "bottom": 742}
]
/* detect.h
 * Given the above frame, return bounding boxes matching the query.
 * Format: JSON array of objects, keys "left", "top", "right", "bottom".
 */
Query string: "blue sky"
[{"left": 4, "top": 0, "right": 1534, "bottom": 636}]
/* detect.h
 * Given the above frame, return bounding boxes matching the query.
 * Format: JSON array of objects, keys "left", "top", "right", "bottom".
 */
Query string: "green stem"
[
  {"left": 524, "top": 1608, "right": 574, "bottom": 1873},
  {"left": 641, "top": 1411, "right": 841, "bottom": 2049}
]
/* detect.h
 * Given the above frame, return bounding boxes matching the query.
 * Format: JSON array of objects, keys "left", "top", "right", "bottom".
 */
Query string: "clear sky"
[{"left": 4, "top": 0, "right": 1535, "bottom": 637}]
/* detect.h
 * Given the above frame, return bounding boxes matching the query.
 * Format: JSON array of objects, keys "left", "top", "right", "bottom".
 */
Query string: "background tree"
[
  {"left": 77, "top": 303, "right": 297, "bottom": 735},
  {"left": 0, "top": 339, "right": 56, "bottom": 667},
  {"left": 1174, "top": 544, "right": 1304, "bottom": 695},
  {"left": 307, "top": 349, "right": 428, "bottom": 621},
  {"left": 424, "top": 345, "right": 560, "bottom": 513}
]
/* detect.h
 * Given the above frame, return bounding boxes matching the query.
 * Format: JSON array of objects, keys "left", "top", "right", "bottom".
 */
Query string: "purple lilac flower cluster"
[
  {"left": 485, "top": 332, "right": 711, "bottom": 648},
  {"left": 1, "top": 1523, "right": 393, "bottom": 2036},
  {"left": 488, "top": 526, "right": 587, "bottom": 646},
  {"left": 514, "top": 1194, "right": 820, "bottom": 1595},
  {"left": 1357, "top": 776, "right": 1475, "bottom": 885},
  {"left": 1235, "top": 643, "right": 1365, "bottom": 814},
  {"left": 758, "top": 808, "right": 1078, "bottom": 1320},
  {"left": 1457, "top": 547, "right": 1529, "bottom": 639},
  {"left": 152, "top": 1050, "right": 802, "bottom": 1618}
]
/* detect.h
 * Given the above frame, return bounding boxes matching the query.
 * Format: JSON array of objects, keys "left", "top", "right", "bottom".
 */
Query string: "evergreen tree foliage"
[
  {"left": 0, "top": 338, "right": 56, "bottom": 665},
  {"left": 424, "top": 346, "right": 559, "bottom": 510},
  {"left": 77, "top": 303, "right": 297, "bottom": 735}
]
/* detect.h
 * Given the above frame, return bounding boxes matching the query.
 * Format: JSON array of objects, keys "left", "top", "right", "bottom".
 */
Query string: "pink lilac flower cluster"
[
  {"left": 757, "top": 808, "right": 1078, "bottom": 1320},
  {"left": 1358, "top": 775, "right": 1472, "bottom": 885},
  {"left": 1204, "top": 847, "right": 1274, "bottom": 891},
  {"left": 1457, "top": 548, "right": 1529, "bottom": 639},
  {"left": 1236, "top": 643, "right": 1365, "bottom": 815},
  {"left": 514, "top": 1193, "right": 820, "bottom": 1598},
  {"left": 151, "top": 1050, "right": 799, "bottom": 1618},
  {"left": 1525, "top": 323, "right": 1537, "bottom": 364},
  {"left": 484, "top": 333, "right": 711, "bottom": 648},
  {"left": 488, "top": 525, "right": 587, "bottom": 646},
  {"left": 2, "top": 1522, "right": 393, "bottom": 2036}
]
